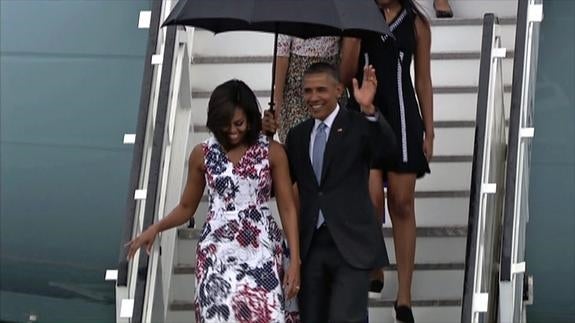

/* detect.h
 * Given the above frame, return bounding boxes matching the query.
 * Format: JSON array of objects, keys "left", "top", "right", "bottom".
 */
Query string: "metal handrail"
[
  {"left": 117, "top": 0, "right": 163, "bottom": 288},
  {"left": 461, "top": 13, "right": 509, "bottom": 323},
  {"left": 115, "top": 0, "right": 179, "bottom": 321},
  {"left": 499, "top": 0, "right": 542, "bottom": 321},
  {"left": 501, "top": 0, "right": 541, "bottom": 282},
  {"left": 131, "top": 24, "right": 178, "bottom": 323}
]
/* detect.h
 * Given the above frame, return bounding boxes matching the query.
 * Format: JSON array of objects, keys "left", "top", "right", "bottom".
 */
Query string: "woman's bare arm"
[
  {"left": 414, "top": 16, "right": 434, "bottom": 160},
  {"left": 339, "top": 37, "right": 362, "bottom": 88},
  {"left": 126, "top": 144, "right": 206, "bottom": 258}
]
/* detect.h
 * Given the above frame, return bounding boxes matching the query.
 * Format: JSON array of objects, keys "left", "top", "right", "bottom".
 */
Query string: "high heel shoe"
[
  {"left": 394, "top": 301, "right": 415, "bottom": 323},
  {"left": 368, "top": 279, "right": 384, "bottom": 299},
  {"left": 433, "top": 1, "right": 453, "bottom": 18}
]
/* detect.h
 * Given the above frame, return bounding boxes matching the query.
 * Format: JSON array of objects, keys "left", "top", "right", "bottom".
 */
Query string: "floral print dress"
[
  {"left": 276, "top": 35, "right": 343, "bottom": 143},
  {"left": 195, "top": 134, "right": 298, "bottom": 323}
]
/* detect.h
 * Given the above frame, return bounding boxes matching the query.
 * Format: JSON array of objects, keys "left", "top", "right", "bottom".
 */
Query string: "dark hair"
[
  {"left": 303, "top": 62, "right": 341, "bottom": 83},
  {"left": 206, "top": 79, "right": 262, "bottom": 149}
]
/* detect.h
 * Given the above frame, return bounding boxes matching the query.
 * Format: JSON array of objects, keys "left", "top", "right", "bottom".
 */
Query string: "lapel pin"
[{"left": 337, "top": 128, "right": 343, "bottom": 133}]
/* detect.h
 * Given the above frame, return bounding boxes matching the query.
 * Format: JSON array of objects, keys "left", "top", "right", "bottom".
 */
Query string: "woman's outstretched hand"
[{"left": 125, "top": 225, "right": 159, "bottom": 259}]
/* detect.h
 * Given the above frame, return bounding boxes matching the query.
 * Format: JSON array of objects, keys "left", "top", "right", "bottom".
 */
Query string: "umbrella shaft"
[{"left": 269, "top": 29, "right": 278, "bottom": 114}]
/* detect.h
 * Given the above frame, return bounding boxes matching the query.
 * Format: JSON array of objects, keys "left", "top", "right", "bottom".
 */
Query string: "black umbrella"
[{"left": 163, "top": 0, "right": 392, "bottom": 112}]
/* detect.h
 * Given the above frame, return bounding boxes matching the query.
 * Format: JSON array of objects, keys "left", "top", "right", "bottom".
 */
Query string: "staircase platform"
[{"left": 161, "top": 2, "right": 519, "bottom": 322}]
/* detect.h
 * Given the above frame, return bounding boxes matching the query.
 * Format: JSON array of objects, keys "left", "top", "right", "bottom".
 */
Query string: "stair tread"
[
  {"left": 195, "top": 190, "right": 470, "bottom": 204},
  {"left": 192, "top": 121, "right": 475, "bottom": 133},
  {"left": 429, "top": 17, "right": 516, "bottom": 26},
  {"left": 183, "top": 154, "right": 472, "bottom": 163},
  {"left": 192, "top": 86, "right": 512, "bottom": 98},
  {"left": 169, "top": 298, "right": 462, "bottom": 311},
  {"left": 173, "top": 262, "right": 466, "bottom": 275},
  {"left": 177, "top": 225, "right": 467, "bottom": 241},
  {"left": 193, "top": 51, "right": 514, "bottom": 64},
  {"left": 191, "top": 17, "right": 516, "bottom": 33}
]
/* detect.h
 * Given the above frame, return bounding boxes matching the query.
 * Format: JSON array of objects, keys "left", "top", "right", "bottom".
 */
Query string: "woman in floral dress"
[
  {"left": 127, "top": 80, "right": 301, "bottom": 322},
  {"left": 274, "top": 35, "right": 344, "bottom": 143}
]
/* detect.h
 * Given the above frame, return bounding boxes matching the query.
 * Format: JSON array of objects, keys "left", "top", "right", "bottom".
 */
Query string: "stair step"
[
  {"left": 173, "top": 262, "right": 465, "bottom": 275},
  {"left": 177, "top": 235, "right": 467, "bottom": 264},
  {"left": 173, "top": 238, "right": 466, "bottom": 299},
  {"left": 193, "top": 190, "right": 470, "bottom": 204},
  {"left": 432, "top": 155, "right": 472, "bottom": 162},
  {"left": 430, "top": 57, "right": 513, "bottom": 87},
  {"left": 434, "top": 92, "right": 512, "bottom": 122},
  {"left": 430, "top": 17, "right": 516, "bottom": 26},
  {"left": 370, "top": 299, "right": 461, "bottom": 307},
  {"left": 166, "top": 303, "right": 463, "bottom": 323},
  {"left": 189, "top": 91, "right": 511, "bottom": 125},
  {"left": 208, "top": 144, "right": 478, "bottom": 189},
  {"left": 172, "top": 266, "right": 465, "bottom": 300},
  {"left": 188, "top": 58, "right": 513, "bottom": 91},
  {"left": 191, "top": 121, "right": 475, "bottom": 133},
  {"left": 191, "top": 19, "right": 515, "bottom": 57},
  {"left": 369, "top": 305, "right": 462, "bottom": 323},
  {"left": 192, "top": 51, "right": 514, "bottom": 64},
  {"left": 169, "top": 298, "right": 461, "bottom": 311},
  {"left": 188, "top": 128, "right": 476, "bottom": 156},
  {"left": 191, "top": 85, "right": 511, "bottom": 98},
  {"left": 177, "top": 226, "right": 466, "bottom": 241},
  {"left": 179, "top": 192, "right": 470, "bottom": 229}
]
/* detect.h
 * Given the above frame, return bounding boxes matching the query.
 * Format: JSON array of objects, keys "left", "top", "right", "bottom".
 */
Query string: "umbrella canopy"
[
  {"left": 163, "top": 0, "right": 392, "bottom": 112},
  {"left": 163, "top": 0, "right": 391, "bottom": 39}
]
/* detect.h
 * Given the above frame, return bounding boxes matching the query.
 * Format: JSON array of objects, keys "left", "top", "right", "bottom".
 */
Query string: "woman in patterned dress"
[
  {"left": 273, "top": 36, "right": 343, "bottom": 143},
  {"left": 127, "top": 80, "right": 301, "bottom": 322}
]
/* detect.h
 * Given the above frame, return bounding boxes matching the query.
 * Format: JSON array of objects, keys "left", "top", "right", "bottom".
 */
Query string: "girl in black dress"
[{"left": 341, "top": 1, "right": 434, "bottom": 322}]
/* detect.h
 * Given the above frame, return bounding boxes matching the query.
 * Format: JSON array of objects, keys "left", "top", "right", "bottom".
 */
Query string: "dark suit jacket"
[{"left": 285, "top": 107, "right": 397, "bottom": 269}]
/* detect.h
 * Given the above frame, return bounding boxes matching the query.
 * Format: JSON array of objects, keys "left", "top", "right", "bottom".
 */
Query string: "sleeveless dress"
[
  {"left": 195, "top": 134, "right": 298, "bottom": 323},
  {"left": 276, "top": 35, "right": 344, "bottom": 143},
  {"left": 349, "top": 7, "right": 430, "bottom": 178}
]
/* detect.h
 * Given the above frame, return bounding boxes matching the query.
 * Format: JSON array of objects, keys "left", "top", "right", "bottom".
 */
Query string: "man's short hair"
[{"left": 304, "top": 62, "right": 340, "bottom": 83}]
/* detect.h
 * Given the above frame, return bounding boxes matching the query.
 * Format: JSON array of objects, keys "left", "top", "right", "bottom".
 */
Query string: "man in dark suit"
[{"left": 264, "top": 62, "right": 396, "bottom": 322}]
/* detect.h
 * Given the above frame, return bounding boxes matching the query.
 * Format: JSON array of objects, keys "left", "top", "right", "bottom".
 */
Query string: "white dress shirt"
[{"left": 310, "top": 104, "right": 340, "bottom": 163}]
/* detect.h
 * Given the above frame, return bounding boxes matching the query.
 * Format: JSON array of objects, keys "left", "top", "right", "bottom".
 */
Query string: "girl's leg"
[
  {"left": 369, "top": 169, "right": 385, "bottom": 225},
  {"left": 368, "top": 169, "right": 385, "bottom": 296},
  {"left": 387, "top": 171, "right": 417, "bottom": 306}
]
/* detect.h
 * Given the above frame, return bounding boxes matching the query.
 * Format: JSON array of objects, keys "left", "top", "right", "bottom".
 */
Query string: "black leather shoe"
[
  {"left": 368, "top": 279, "right": 384, "bottom": 299},
  {"left": 434, "top": 2, "right": 453, "bottom": 18},
  {"left": 394, "top": 301, "right": 415, "bottom": 323}
]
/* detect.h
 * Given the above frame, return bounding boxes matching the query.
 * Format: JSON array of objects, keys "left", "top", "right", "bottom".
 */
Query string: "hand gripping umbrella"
[{"left": 163, "top": 0, "right": 392, "bottom": 113}]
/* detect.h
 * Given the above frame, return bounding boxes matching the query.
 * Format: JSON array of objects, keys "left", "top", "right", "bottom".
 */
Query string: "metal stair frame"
[
  {"left": 115, "top": 0, "right": 195, "bottom": 321},
  {"left": 461, "top": 13, "right": 509, "bottom": 323}
]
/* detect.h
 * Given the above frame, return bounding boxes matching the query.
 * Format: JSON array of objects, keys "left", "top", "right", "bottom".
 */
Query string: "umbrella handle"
[
  {"left": 265, "top": 29, "right": 279, "bottom": 137},
  {"left": 269, "top": 30, "right": 278, "bottom": 114}
]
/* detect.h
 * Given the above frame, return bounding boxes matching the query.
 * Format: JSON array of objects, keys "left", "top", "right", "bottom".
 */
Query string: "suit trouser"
[{"left": 299, "top": 225, "right": 370, "bottom": 323}]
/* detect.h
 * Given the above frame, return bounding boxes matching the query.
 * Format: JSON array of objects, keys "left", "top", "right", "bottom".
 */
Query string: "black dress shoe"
[
  {"left": 434, "top": 2, "right": 454, "bottom": 18},
  {"left": 394, "top": 301, "right": 415, "bottom": 323},
  {"left": 368, "top": 279, "right": 384, "bottom": 299}
]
